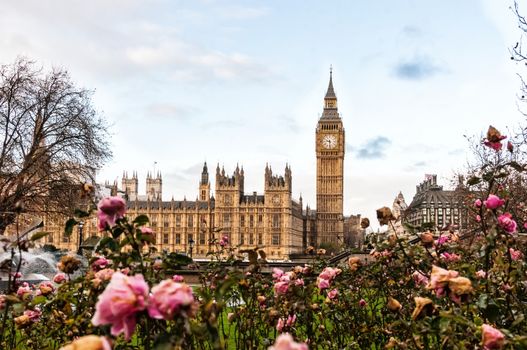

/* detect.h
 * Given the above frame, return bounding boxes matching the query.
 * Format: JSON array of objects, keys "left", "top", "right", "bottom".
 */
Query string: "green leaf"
[
  {"left": 64, "top": 218, "right": 78, "bottom": 236},
  {"left": 73, "top": 208, "right": 90, "bottom": 218},
  {"left": 133, "top": 214, "right": 149, "bottom": 226},
  {"left": 96, "top": 237, "right": 118, "bottom": 252},
  {"left": 30, "top": 231, "right": 50, "bottom": 241},
  {"left": 467, "top": 176, "right": 481, "bottom": 186},
  {"left": 31, "top": 295, "right": 46, "bottom": 306}
]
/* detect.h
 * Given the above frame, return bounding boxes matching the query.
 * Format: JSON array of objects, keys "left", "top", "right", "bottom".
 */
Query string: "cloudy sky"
[{"left": 1, "top": 0, "right": 526, "bottom": 227}]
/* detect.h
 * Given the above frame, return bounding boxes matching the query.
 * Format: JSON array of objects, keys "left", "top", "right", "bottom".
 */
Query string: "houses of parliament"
[{"left": 44, "top": 71, "right": 361, "bottom": 260}]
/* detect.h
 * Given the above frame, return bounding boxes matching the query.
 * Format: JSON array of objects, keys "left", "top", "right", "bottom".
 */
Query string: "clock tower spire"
[{"left": 315, "top": 67, "right": 345, "bottom": 246}]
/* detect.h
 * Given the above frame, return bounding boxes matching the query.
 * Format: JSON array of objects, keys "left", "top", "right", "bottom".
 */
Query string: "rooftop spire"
[
  {"left": 320, "top": 66, "right": 340, "bottom": 119},
  {"left": 325, "top": 65, "right": 336, "bottom": 100}
]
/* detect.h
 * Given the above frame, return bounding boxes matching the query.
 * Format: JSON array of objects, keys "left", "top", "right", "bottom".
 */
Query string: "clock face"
[{"left": 322, "top": 135, "right": 337, "bottom": 149}]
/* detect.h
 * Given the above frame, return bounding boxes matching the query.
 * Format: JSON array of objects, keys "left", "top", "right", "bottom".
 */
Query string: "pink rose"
[
  {"left": 436, "top": 236, "right": 450, "bottom": 246},
  {"left": 481, "top": 324, "right": 505, "bottom": 349},
  {"left": 91, "top": 257, "right": 110, "bottom": 271},
  {"left": 474, "top": 199, "right": 482, "bottom": 208},
  {"left": 92, "top": 272, "right": 148, "bottom": 340},
  {"left": 17, "top": 283, "right": 31, "bottom": 297},
  {"left": 24, "top": 308, "right": 41, "bottom": 322},
  {"left": 294, "top": 278, "right": 304, "bottom": 286},
  {"left": 319, "top": 267, "right": 341, "bottom": 281},
  {"left": 276, "top": 318, "right": 285, "bottom": 332},
  {"left": 509, "top": 248, "right": 522, "bottom": 261},
  {"left": 38, "top": 281, "right": 54, "bottom": 296},
  {"left": 476, "top": 215, "right": 482, "bottom": 222},
  {"left": 476, "top": 270, "right": 487, "bottom": 279},
  {"left": 53, "top": 273, "right": 67, "bottom": 284},
  {"left": 483, "top": 195, "right": 505, "bottom": 210},
  {"left": 274, "top": 281, "right": 289, "bottom": 295},
  {"left": 327, "top": 289, "right": 338, "bottom": 299},
  {"left": 440, "top": 252, "right": 461, "bottom": 263},
  {"left": 286, "top": 314, "right": 296, "bottom": 327},
  {"left": 412, "top": 271, "right": 429, "bottom": 286},
  {"left": 359, "top": 299, "right": 367, "bottom": 307},
  {"left": 272, "top": 268, "right": 285, "bottom": 281},
  {"left": 317, "top": 278, "right": 330, "bottom": 290},
  {"left": 97, "top": 196, "right": 127, "bottom": 231},
  {"left": 148, "top": 279, "right": 196, "bottom": 320},
  {"left": 92, "top": 268, "right": 115, "bottom": 288},
  {"left": 497, "top": 213, "right": 517, "bottom": 233},
  {"left": 268, "top": 333, "right": 308, "bottom": 350},
  {"left": 172, "top": 275, "right": 184, "bottom": 282}
]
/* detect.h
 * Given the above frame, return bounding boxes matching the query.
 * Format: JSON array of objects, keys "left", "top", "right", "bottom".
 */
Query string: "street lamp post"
[
  {"left": 189, "top": 237, "right": 195, "bottom": 258},
  {"left": 77, "top": 221, "right": 84, "bottom": 255}
]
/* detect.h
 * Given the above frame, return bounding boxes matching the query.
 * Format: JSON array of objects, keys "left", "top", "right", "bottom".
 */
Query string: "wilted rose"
[
  {"left": 377, "top": 207, "right": 396, "bottom": 226},
  {"left": 411, "top": 297, "right": 434, "bottom": 320},
  {"left": 481, "top": 324, "right": 505, "bottom": 349},
  {"left": 387, "top": 297, "right": 401, "bottom": 312},
  {"left": 483, "top": 125, "right": 506, "bottom": 151},
  {"left": 59, "top": 335, "right": 111, "bottom": 350}
]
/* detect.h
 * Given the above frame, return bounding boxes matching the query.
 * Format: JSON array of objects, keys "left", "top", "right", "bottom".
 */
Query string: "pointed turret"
[
  {"left": 325, "top": 66, "right": 336, "bottom": 100},
  {"left": 321, "top": 66, "right": 340, "bottom": 119}
]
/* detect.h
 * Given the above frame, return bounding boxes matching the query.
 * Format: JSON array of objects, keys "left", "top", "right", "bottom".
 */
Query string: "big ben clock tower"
[{"left": 316, "top": 68, "right": 345, "bottom": 245}]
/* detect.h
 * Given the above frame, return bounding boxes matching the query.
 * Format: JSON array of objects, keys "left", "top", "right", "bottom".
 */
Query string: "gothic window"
[
  {"left": 163, "top": 221, "right": 169, "bottom": 228},
  {"left": 48, "top": 234, "right": 54, "bottom": 243},
  {"left": 175, "top": 234, "right": 181, "bottom": 244},
  {"left": 249, "top": 215, "right": 254, "bottom": 228},
  {"left": 272, "top": 233, "right": 280, "bottom": 245},
  {"left": 152, "top": 221, "right": 157, "bottom": 227},
  {"left": 223, "top": 214, "right": 231, "bottom": 228},
  {"left": 199, "top": 232, "right": 205, "bottom": 245},
  {"left": 163, "top": 233, "right": 169, "bottom": 244},
  {"left": 272, "top": 214, "right": 280, "bottom": 228},
  {"left": 240, "top": 215, "right": 245, "bottom": 227},
  {"left": 240, "top": 233, "right": 245, "bottom": 245},
  {"left": 188, "top": 215, "right": 193, "bottom": 228},
  {"left": 187, "top": 234, "right": 193, "bottom": 244},
  {"left": 201, "top": 190, "right": 206, "bottom": 201},
  {"left": 258, "top": 215, "right": 263, "bottom": 224},
  {"left": 258, "top": 233, "right": 263, "bottom": 245},
  {"left": 176, "top": 215, "right": 181, "bottom": 227},
  {"left": 249, "top": 234, "right": 254, "bottom": 245}
]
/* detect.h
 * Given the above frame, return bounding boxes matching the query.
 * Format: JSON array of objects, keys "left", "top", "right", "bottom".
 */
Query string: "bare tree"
[{"left": 0, "top": 58, "right": 111, "bottom": 234}]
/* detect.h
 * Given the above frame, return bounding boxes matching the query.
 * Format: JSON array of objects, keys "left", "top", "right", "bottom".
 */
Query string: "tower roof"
[
  {"left": 325, "top": 67, "right": 336, "bottom": 100},
  {"left": 320, "top": 67, "right": 340, "bottom": 120}
]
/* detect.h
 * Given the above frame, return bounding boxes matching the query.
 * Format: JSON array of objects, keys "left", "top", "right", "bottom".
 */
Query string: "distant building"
[
  {"left": 388, "top": 192, "right": 408, "bottom": 236},
  {"left": 343, "top": 214, "right": 362, "bottom": 248},
  {"left": 404, "top": 175, "right": 469, "bottom": 229}
]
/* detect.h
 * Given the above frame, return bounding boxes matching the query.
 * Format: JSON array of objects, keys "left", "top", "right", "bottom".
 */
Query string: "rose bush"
[{"left": 0, "top": 126, "right": 526, "bottom": 349}]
